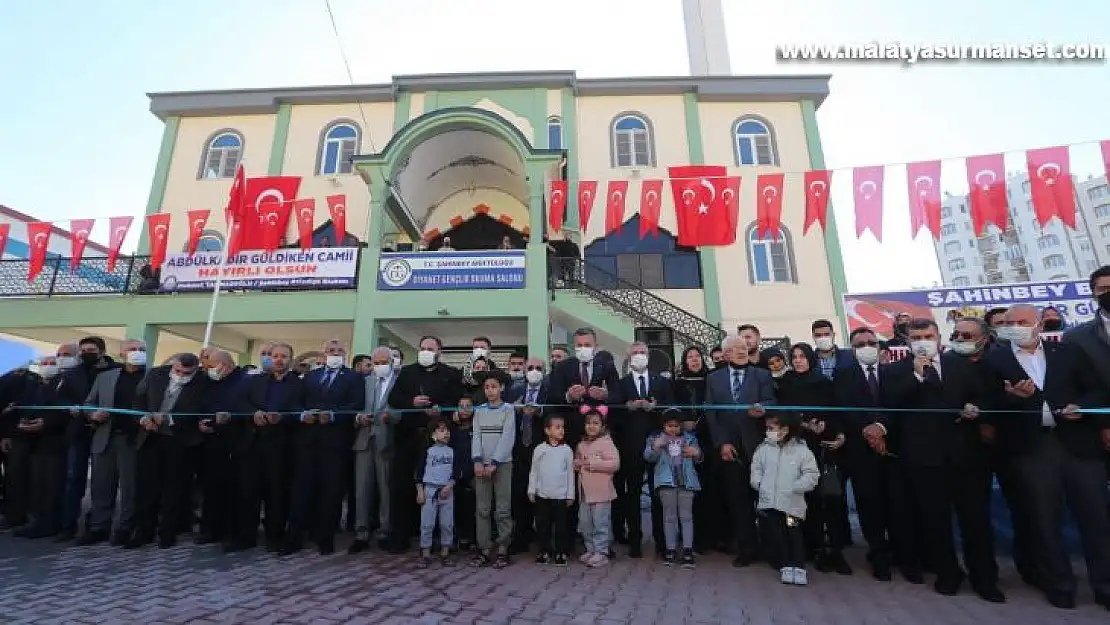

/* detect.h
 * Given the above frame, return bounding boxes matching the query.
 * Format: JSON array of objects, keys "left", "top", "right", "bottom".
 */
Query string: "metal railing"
[{"left": 550, "top": 257, "right": 726, "bottom": 352}]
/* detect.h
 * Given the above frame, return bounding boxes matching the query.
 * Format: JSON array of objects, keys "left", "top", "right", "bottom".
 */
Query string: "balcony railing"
[{"left": 0, "top": 252, "right": 361, "bottom": 298}]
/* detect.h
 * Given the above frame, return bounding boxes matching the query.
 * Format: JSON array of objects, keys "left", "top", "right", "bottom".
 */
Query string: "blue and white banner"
[{"left": 378, "top": 251, "right": 526, "bottom": 290}]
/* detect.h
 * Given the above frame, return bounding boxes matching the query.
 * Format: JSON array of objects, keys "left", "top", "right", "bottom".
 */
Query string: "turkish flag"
[
  {"left": 262, "top": 202, "right": 292, "bottom": 252},
  {"left": 68, "top": 219, "right": 95, "bottom": 272},
  {"left": 577, "top": 180, "right": 598, "bottom": 231},
  {"left": 293, "top": 198, "right": 316, "bottom": 249},
  {"left": 965, "top": 153, "right": 1008, "bottom": 235},
  {"left": 241, "top": 176, "right": 302, "bottom": 250},
  {"left": 548, "top": 180, "right": 567, "bottom": 232},
  {"left": 605, "top": 180, "right": 628, "bottom": 235},
  {"left": 803, "top": 170, "right": 831, "bottom": 235},
  {"left": 667, "top": 165, "right": 736, "bottom": 247},
  {"left": 852, "top": 166, "right": 885, "bottom": 241},
  {"left": 906, "top": 160, "right": 942, "bottom": 239},
  {"left": 756, "top": 173, "right": 784, "bottom": 239},
  {"left": 1101, "top": 140, "right": 1110, "bottom": 182},
  {"left": 186, "top": 209, "right": 210, "bottom": 254},
  {"left": 107, "top": 216, "right": 132, "bottom": 272},
  {"left": 722, "top": 176, "right": 741, "bottom": 237},
  {"left": 26, "top": 222, "right": 52, "bottom": 282},
  {"left": 146, "top": 213, "right": 172, "bottom": 270},
  {"left": 1026, "top": 146, "right": 1076, "bottom": 229},
  {"left": 225, "top": 164, "right": 246, "bottom": 224},
  {"left": 638, "top": 179, "right": 664, "bottom": 239},
  {"left": 325, "top": 194, "right": 347, "bottom": 245},
  {"left": 0, "top": 223, "right": 9, "bottom": 258}
]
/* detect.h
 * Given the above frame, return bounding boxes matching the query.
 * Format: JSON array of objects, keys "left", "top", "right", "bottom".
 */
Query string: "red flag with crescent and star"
[
  {"left": 965, "top": 153, "right": 1008, "bottom": 235},
  {"left": 68, "top": 218, "right": 95, "bottom": 271},
  {"left": 293, "top": 198, "right": 316, "bottom": 250},
  {"left": 803, "top": 170, "right": 831, "bottom": 235},
  {"left": 26, "top": 222, "right": 52, "bottom": 282},
  {"left": 604, "top": 180, "right": 628, "bottom": 235},
  {"left": 262, "top": 202, "right": 292, "bottom": 252},
  {"left": 107, "top": 216, "right": 132, "bottom": 272},
  {"left": 0, "top": 223, "right": 9, "bottom": 258},
  {"left": 756, "top": 173, "right": 784, "bottom": 240},
  {"left": 905, "top": 160, "right": 942, "bottom": 240},
  {"left": 186, "top": 210, "right": 210, "bottom": 255},
  {"left": 852, "top": 166, "right": 885, "bottom": 241},
  {"left": 240, "top": 176, "right": 302, "bottom": 251},
  {"left": 638, "top": 179, "right": 664, "bottom": 238},
  {"left": 1026, "top": 146, "right": 1075, "bottom": 229},
  {"left": 326, "top": 194, "right": 347, "bottom": 245},
  {"left": 667, "top": 165, "right": 735, "bottom": 247},
  {"left": 548, "top": 180, "right": 567, "bottom": 232},
  {"left": 146, "top": 213, "right": 172, "bottom": 270},
  {"left": 722, "top": 176, "right": 741, "bottom": 237},
  {"left": 577, "top": 180, "right": 598, "bottom": 232}
]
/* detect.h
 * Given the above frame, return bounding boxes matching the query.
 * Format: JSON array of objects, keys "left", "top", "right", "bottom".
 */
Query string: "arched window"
[
  {"left": 547, "top": 116, "right": 563, "bottom": 150},
  {"left": 610, "top": 113, "right": 654, "bottom": 168},
  {"left": 199, "top": 131, "right": 243, "bottom": 179},
  {"left": 318, "top": 121, "right": 360, "bottom": 175},
  {"left": 746, "top": 222, "right": 796, "bottom": 284},
  {"left": 181, "top": 230, "right": 224, "bottom": 253},
  {"left": 733, "top": 117, "right": 778, "bottom": 166}
]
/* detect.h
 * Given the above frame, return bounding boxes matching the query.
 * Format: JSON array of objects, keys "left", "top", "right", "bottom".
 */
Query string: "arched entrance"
[{"left": 428, "top": 213, "right": 527, "bottom": 251}]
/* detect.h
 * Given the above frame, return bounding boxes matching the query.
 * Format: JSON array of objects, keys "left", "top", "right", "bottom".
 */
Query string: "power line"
[{"left": 323, "top": 0, "right": 377, "bottom": 154}]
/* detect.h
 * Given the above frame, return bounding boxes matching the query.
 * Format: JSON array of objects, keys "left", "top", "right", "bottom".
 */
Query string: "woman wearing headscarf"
[{"left": 673, "top": 346, "right": 727, "bottom": 553}]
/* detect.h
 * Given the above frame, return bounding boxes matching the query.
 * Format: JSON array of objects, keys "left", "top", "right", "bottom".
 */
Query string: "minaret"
[{"left": 682, "top": 0, "right": 731, "bottom": 75}]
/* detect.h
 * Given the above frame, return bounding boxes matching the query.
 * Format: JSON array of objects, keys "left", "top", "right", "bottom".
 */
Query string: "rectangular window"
[
  {"left": 338, "top": 141, "right": 355, "bottom": 174},
  {"left": 754, "top": 136, "right": 773, "bottom": 165},
  {"left": 616, "top": 254, "right": 640, "bottom": 285},
  {"left": 632, "top": 134, "right": 650, "bottom": 166},
  {"left": 615, "top": 134, "right": 633, "bottom": 167},
  {"left": 548, "top": 124, "right": 562, "bottom": 150},
  {"left": 638, "top": 254, "right": 664, "bottom": 289},
  {"left": 662, "top": 254, "right": 702, "bottom": 288},
  {"left": 752, "top": 242, "right": 771, "bottom": 283},
  {"left": 738, "top": 138, "right": 754, "bottom": 165}
]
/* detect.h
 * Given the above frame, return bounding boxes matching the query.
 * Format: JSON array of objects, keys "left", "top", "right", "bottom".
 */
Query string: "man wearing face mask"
[
  {"left": 9, "top": 352, "right": 69, "bottom": 539},
  {"left": 811, "top": 319, "right": 853, "bottom": 380},
  {"left": 505, "top": 356, "right": 549, "bottom": 554},
  {"left": 387, "top": 335, "right": 463, "bottom": 553},
  {"left": 704, "top": 335, "right": 776, "bottom": 567},
  {"left": 79, "top": 339, "right": 148, "bottom": 546},
  {"left": 194, "top": 350, "right": 246, "bottom": 546},
  {"left": 58, "top": 337, "right": 113, "bottom": 541},
  {"left": 1040, "top": 306, "right": 1066, "bottom": 333},
  {"left": 389, "top": 346, "right": 404, "bottom": 371},
  {"left": 351, "top": 347, "right": 400, "bottom": 554},
  {"left": 547, "top": 328, "right": 622, "bottom": 450},
  {"left": 505, "top": 352, "right": 527, "bottom": 388},
  {"left": 614, "top": 342, "right": 674, "bottom": 558},
  {"left": 128, "top": 353, "right": 210, "bottom": 549},
  {"left": 886, "top": 313, "right": 912, "bottom": 348},
  {"left": 283, "top": 339, "right": 365, "bottom": 556},
  {"left": 879, "top": 318, "right": 1003, "bottom": 602},
  {"left": 988, "top": 303, "right": 1110, "bottom": 610},
  {"left": 1063, "top": 266, "right": 1110, "bottom": 402},
  {"left": 462, "top": 336, "right": 497, "bottom": 390}
]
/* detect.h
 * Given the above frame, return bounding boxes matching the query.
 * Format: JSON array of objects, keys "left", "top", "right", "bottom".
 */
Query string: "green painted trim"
[
  {"left": 530, "top": 88, "right": 548, "bottom": 149},
  {"left": 267, "top": 103, "right": 292, "bottom": 175},
  {"left": 423, "top": 90, "right": 438, "bottom": 113},
  {"left": 560, "top": 88, "right": 579, "bottom": 231},
  {"left": 243, "top": 339, "right": 258, "bottom": 365},
  {"left": 351, "top": 188, "right": 387, "bottom": 353},
  {"left": 136, "top": 116, "right": 180, "bottom": 254},
  {"left": 393, "top": 91, "right": 412, "bottom": 134},
  {"left": 551, "top": 292, "right": 635, "bottom": 342},
  {"left": 683, "top": 93, "right": 722, "bottom": 328},
  {"left": 800, "top": 99, "right": 849, "bottom": 336}
]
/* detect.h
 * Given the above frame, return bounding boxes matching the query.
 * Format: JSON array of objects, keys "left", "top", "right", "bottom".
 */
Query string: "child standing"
[
  {"left": 470, "top": 374, "right": 516, "bottom": 569},
  {"left": 528, "top": 415, "right": 576, "bottom": 566},
  {"left": 452, "top": 397, "right": 477, "bottom": 552},
  {"left": 750, "top": 413, "right": 820, "bottom": 586},
  {"left": 644, "top": 409, "right": 702, "bottom": 568},
  {"left": 415, "top": 419, "right": 460, "bottom": 567},
  {"left": 574, "top": 405, "right": 620, "bottom": 567}
]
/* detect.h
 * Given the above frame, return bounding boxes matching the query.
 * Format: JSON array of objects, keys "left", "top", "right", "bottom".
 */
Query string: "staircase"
[{"left": 551, "top": 258, "right": 725, "bottom": 353}]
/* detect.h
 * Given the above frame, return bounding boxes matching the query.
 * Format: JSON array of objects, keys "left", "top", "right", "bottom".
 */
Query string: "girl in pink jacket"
[{"left": 574, "top": 405, "right": 620, "bottom": 567}]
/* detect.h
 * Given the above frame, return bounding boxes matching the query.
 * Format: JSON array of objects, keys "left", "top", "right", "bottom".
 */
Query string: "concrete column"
[
  {"left": 525, "top": 170, "right": 551, "bottom": 359},
  {"left": 351, "top": 181, "right": 386, "bottom": 353}
]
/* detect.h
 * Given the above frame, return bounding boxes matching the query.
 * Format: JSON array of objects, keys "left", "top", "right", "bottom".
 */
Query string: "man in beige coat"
[{"left": 349, "top": 346, "right": 397, "bottom": 553}]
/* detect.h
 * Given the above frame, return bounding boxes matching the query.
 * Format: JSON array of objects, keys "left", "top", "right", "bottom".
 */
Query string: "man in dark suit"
[
  {"left": 128, "top": 352, "right": 211, "bottom": 549},
  {"left": 546, "top": 327, "right": 622, "bottom": 449},
  {"left": 9, "top": 352, "right": 68, "bottom": 539},
  {"left": 832, "top": 328, "right": 897, "bottom": 581},
  {"left": 195, "top": 349, "right": 248, "bottom": 546},
  {"left": 283, "top": 339, "right": 365, "bottom": 555},
  {"left": 613, "top": 341, "right": 674, "bottom": 558},
  {"left": 877, "top": 318, "right": 1003, "bottom": 602},
  {"left": 504, "top": 355, "right": 549, "bottom": 554},
  {"left": 987, "top": 303, "right": 1110, "bottom": 610},
  {"left": 705, "top": 334, "right": 777, "bottom": 566},
  {"left": 1063, "top": 266, "right": 1110, "bottom": 412}
]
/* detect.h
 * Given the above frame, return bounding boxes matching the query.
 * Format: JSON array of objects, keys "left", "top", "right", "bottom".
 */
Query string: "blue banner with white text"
[{"left": 377, "top": 250, "right": 526, "bottom": 290}]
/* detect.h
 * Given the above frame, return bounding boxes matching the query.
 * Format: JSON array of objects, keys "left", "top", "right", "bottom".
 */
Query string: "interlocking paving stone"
[{"left": 1, "top": 534, "right": 1108, "bottom": 624}]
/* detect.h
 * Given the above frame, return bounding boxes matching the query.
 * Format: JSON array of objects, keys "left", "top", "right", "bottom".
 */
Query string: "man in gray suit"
[
  {"left": 77, "top": 339, "right": 149, "bottom": 546},
  {"left": 349, "top": 346, "right": 398, "bottom": 554},
  {"left": 706, "top": 334, "right": 777, "bottom": 567}
]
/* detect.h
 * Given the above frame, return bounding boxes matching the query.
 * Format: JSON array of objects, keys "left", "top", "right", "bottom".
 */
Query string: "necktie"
[
  {"left": 731, "top": 370, "right": 743, "bottom": 402},
  {"left": 521, "top": 411, "right": 533, "bottom": 447},
  {"left": 638, "top": 375, "right": 648, "bottom": 399},
  {"left": 325, "top": 371, "right": 335, "bottom": 388},
  {"left": 580, "top": 362, "right": 590, "bottom": 386},
  {"left": 866, "top": 365, "right": 880, "bottom": 402},
  {"left": 526, "top": 387, "right": 536, "bottom": 404}
]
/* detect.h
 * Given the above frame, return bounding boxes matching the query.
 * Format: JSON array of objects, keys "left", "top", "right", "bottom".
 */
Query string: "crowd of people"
[{"left": 1, "top": 266, "right": 1109, "bottom": 611}]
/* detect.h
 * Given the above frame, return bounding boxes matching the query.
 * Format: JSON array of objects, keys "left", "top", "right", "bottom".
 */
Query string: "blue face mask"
[{"left": 260, "top": 355, "right": 274, "bottom": 371}]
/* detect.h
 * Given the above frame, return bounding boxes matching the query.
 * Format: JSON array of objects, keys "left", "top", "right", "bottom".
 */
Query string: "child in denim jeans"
[
  {"left": 415, "top": 419, "right": 461, "bottom": 567},
  {"left": 574, "top": 405, "right": 620, "bottom": 567},
  {"left": 644, "top": 409, "right": 702, "bottom": 568}
]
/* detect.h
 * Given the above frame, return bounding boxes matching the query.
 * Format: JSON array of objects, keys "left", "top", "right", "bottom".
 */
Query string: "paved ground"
[{"left": 0, "top": 535, "right": 1106, "bottom": 624}]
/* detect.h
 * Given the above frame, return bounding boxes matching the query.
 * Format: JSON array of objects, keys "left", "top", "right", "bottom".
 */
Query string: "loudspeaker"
[{"left": 635, "top": 327, "right": 675, "bottom": 375}]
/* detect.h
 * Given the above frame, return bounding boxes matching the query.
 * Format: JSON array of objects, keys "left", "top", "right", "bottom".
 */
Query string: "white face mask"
[
  {"left": 765, "top": 430, "right": 784, "bottom": 443},
  {"left": 207, "top": 367, "right": 224, "bottom": 381},
  {"left": 949, "top": 341, "right": 979, "bottom": 356},
  {"left": 417, "top": 350, "right": 437, "bottom": 367},
  {"left": 814, "top": 337, "right": 834, "bottom": 351},
  {"left": 325, "top": 355, "right": 344, "bottom": 370},
  {"left": 575, "top": 346, "right": 595, "bottom": 363},
  {"left": 910, "top": 340, "right": 938, "bottom": 359},
  {"left": 772, "top": 369, "right": 787, "bottom": 378},
  {"left": 170, "top": 373, "right": 195, "bottom": 385},
  {"left": 509, "top": 369, "right": 524, "bottom": 380},
  {"left": 472, "top": 347, "right": 488, "bottom": 359},
  {"left": 125, "top": 350, "right": 147, "bottom": 367},
  {"left": 525, "top": 370, "right": 544, "bottom": 385},
  {"left": 57, "top": 356, "right": 78, "bottom": 370},
  {"left": 373, "top": 363, "right": 392, "bottom": 378},
  {"left": 629, "top": 353, "right": 649, "bottom": 371},
  {"left": 35, "top": 364, "right": 59, "bottom": 378},
  {"left": 999, "top": 325, "right": 1037, "bottom": 346},
  {"left": 854, "top": 346, "right": 879, "bottom": 366},
  {"left": 392, "top": 356, "right": 402, "bottom": 369}
]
